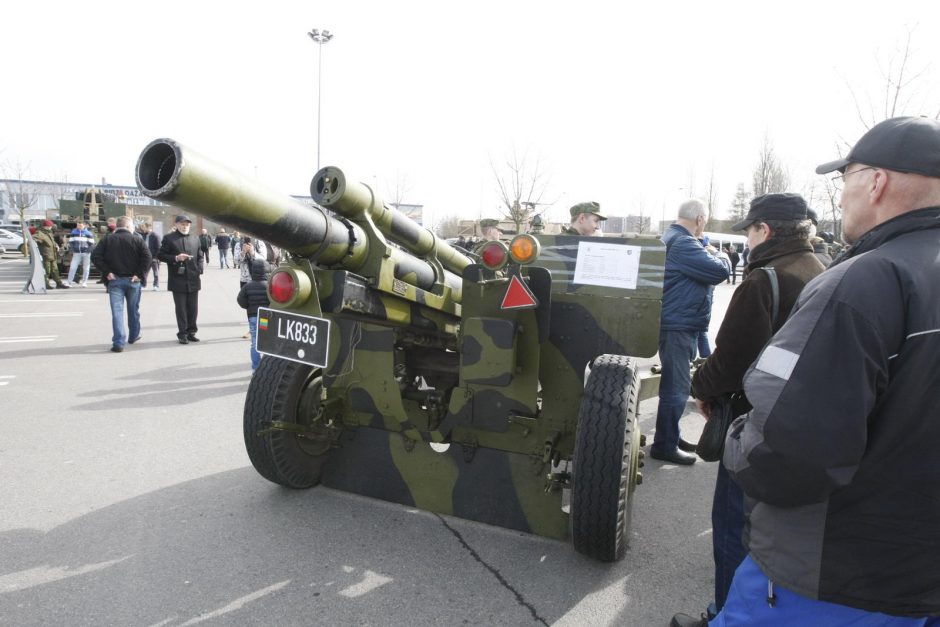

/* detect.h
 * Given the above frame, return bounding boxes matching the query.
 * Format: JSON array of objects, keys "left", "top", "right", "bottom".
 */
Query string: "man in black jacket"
[
  {"left": 671, "top": 194, "right": 825, "bottom": 627},
  {"left": 236, "top": 258, "right": 270, "bottom": 371},
  {"left": 158, "top": 216, "right": 205, "bottom": 344},
  {"left": 91, "top": 216, "right": 152, "bottom": 352},
  {"left": 713, "top": 117, "right": 940, "bottom": 623}
]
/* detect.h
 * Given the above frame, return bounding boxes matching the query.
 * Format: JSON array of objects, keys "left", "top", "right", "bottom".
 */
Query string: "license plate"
[{"left": 256, "top": 307, "right": 330, "bottom": 368}]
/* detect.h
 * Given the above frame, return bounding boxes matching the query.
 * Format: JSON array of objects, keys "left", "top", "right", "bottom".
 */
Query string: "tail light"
[
  {"left": 270, "top": 271, "right": 296, "bottom": 303},
  {"left": 509, "top": 234, "right": 540, "bottom": 264},
  {"left": 480, "top": 241, "right": 509, "bottom": 271}
]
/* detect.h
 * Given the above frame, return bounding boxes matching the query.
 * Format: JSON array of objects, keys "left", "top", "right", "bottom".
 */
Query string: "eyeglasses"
[{"left": 831, "top": 166, "right": 877, "bottom": 188}]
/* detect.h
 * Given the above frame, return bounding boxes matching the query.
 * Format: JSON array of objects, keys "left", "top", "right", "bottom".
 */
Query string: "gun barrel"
[
  {"left": 311, "top": 166, "right": 472, "bottom": 276},
  {"left": 135, "top": 139, "right": 462, "bottom": 299},
  {"left": 135, "top": 138, "right": 368, "bottom": 267}
]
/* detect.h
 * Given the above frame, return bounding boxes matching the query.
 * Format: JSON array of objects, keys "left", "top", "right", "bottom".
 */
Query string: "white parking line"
[
  {"left": 0, "top": 312, "right": 82, "bottom": 318},
  {"left": 0, "top": 375, "right": 13, "bottom": 386},
  {"left": 0, "top": 299, "right": 97, "bottom": 303},
  {"left": 0, "top": 336, "right": 56, "bottom": 343}
]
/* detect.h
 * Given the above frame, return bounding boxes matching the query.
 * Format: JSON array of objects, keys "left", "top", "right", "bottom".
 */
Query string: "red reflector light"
[
  {"left": 481, "top": 242, "right": 508, "bottom": 269},
  {"left": 270, "top": 271, "right": 296, "bottom": 303}
]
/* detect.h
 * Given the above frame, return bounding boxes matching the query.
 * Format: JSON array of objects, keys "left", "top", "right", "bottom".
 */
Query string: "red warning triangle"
[{"left": 501, "top": 274, "right": 539, "bottom": 310}]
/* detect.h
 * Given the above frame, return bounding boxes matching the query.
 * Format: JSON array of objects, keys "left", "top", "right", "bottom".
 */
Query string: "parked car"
[{"left": 0, "top": 228, "right": 25, "bottom": 254}]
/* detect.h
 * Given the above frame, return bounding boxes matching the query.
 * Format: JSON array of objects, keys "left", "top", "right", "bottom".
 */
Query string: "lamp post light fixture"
[{"left": 307, "top": 28, "right": 334, "bottom": 172}]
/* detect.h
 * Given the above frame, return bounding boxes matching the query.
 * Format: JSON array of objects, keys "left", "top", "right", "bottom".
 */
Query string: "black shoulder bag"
[{"left": 696, "top": 268, "right": 779, "bottom": 462}]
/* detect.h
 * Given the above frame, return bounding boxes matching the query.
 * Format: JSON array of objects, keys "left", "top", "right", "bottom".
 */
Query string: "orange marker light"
[{"left": 509, "top": 234, "right": 540, "bottom": 264}]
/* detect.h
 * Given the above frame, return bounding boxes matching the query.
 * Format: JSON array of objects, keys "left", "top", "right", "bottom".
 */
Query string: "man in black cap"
[
  {"left": 158, "top": 215, "right": 205, "bottom": 343},
  {"left": 670, "top": 193, "right": 824, "bottom": 626},
  {"left": 708, "top": 117, "right": 940, "bottom": 623},
  {"left": 562, "top": 201, "right": 606, "bottom": 236}
]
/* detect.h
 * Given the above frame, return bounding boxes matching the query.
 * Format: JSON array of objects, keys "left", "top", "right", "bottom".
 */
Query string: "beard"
[{"left": 178, "top": 225, "right": 191, "bottom": 235}]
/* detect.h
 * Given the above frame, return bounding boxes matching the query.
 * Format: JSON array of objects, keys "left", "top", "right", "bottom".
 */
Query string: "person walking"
[
  {"left": 65, "top": 221, "right": 95, "bottom": 287},
  {"left": 652, "top": 199, "right": 728, "bottom": 465},
  {"left": 709, "top": 116, "right": 940, "bottom": 624},
  {"left": 158, "top": 216, "right": 205, "bottom": 344},
  {"left": 138, "top": 222, "right": 162, "bottom": 290},
  {"left": 90, "top": 216, "right": 152, "bottom": 352},
  {"left": 723, "top": 244, "right": 740, "bottom": 284},
  {"left": 215, "top": 229, "right": 232, "bottom": 269},
  {"left": 198, "top": 228, "right": 212, "bottom": 265},
  {"left": 237, "top": 258, "right": 271, "bottom": 371},
  {"left": 670, "top": 193, "right": 825, "bottom": 627}
]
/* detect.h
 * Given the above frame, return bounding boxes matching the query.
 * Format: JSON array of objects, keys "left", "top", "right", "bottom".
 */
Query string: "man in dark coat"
[
  {"left": 670, "top": 194, "right": 825, "bottom": 626},
  {"left": 158, "top": 215, "right": 205, "bottom": 344}
]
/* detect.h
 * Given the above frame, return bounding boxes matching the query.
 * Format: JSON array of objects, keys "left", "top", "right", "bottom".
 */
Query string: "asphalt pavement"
[{"left": 0, "top": 251, "right": 740, "bottom": 626}]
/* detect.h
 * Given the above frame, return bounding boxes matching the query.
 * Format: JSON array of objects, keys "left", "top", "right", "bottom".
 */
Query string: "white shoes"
[
  {"left": 153, "top": 286, "right": 161, "bottom": 291},
  {"left": 79, "top": 282, "right": 87, "bottom": 288}
]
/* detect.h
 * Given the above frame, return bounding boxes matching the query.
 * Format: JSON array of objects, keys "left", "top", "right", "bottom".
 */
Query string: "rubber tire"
[
  {"left": 570, "top": 354, "right": 640, "bottom": 562},
  {"left": 243, "top": 357, "right": 330, "bottom": 488}
]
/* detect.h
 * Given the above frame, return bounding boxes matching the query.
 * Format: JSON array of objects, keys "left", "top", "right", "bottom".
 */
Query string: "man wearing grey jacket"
[{"left": 713, "top": 117, "right": 940, "bottom": 623}]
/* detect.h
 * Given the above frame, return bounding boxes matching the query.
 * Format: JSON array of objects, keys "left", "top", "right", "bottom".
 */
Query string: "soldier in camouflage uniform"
[
  {"left": 562, "top": 201, "right": 606, "bottom": 235},
  {"left": 479, "top": 218, "right": 503, "bottom": 241},
  {"left": 33, "top": 220, "right": 69, "bottom": 289}
]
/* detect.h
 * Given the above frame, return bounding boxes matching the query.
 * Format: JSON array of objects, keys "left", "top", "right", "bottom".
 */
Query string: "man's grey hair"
[
  {"left": 115, "top": 216, "right": 132, "bottom": 228},
  {"left": 677, "top": 198, "right": 707, "bottom": 220}
]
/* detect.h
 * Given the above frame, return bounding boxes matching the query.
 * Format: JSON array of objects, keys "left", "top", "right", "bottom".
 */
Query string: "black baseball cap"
[
  {"left": 174, "top": 215, "right": 192, "bottom": 224},
  {"left": 815, "top": 116, "right": 940, "bottom": 177},
  {"left": 732, "top": 193, "right": 809, "bottom": 231}
]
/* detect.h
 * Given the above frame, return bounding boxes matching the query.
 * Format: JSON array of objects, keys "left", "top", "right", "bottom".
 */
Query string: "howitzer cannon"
[{"left": 136, "top": 138, "right": 665, "bottom": 562}]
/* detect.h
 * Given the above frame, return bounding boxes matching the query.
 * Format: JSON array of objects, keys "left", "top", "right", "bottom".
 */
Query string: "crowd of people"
[{"left": 29, "top": 217, "right": 275, "bottom": 369}]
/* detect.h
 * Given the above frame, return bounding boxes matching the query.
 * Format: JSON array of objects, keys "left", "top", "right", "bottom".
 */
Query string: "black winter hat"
[{"left": 732, "top": 193, "right": 809, "bottom": 231}]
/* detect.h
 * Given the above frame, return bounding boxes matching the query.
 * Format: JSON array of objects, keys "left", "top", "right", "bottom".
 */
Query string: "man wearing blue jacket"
[
  {"left": 66, "top": 221, "right": 95, "bottom": 287},
  {"left": 652, "top": 199, "right": 729, "bottom": 465}
]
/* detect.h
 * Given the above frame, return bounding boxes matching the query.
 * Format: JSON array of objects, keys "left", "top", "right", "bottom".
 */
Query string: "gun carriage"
[{"left": 136, "top": 138, "right": 665, "bottom": 561}]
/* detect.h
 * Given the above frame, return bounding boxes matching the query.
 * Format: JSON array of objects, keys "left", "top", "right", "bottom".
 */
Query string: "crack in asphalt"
[{"left": 434, "top": 513, "right": 549, "bottom": 626}]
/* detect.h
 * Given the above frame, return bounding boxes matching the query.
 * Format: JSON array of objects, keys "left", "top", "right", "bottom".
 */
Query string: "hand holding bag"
[
  {"left": 695, "top": 267, "right": 779, "bottom": 463},
  {"left": 696, "top": 394, "right": 740, "bottom": 462}
]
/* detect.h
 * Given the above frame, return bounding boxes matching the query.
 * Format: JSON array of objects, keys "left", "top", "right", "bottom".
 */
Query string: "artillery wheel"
[
  {"left": 570, "top": 354, "right": 641, "bottom": 562},
  {"left": 243, "top": 357, "right": 333, "bottom": 488}
]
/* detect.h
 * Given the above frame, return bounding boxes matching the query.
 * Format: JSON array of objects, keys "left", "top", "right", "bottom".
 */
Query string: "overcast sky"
[{"left": 3, "top": 0, "right": 939, "bottom": 227}]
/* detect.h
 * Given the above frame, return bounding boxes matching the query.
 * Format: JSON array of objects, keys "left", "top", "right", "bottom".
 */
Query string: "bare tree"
[
  {"left": 433, "top": 214, "right": 462, "bottom": 239},
  {"left": 844, "top": 24, "right": 940, "bottom": 131},
  {"left": 384, "top": 170, "right": 412, "bottom": 211},
  {"left": 1, "top": 159, "right": 43, "bottom": 256},
  {"left": 704, "top": 164, "right": 719, "bottom": 217},
  {"left": 729, "top": 183, "right": 750, "bottom": 222},
  {"left": 751, "top": 133, "right": 789, "bottom": 196},
  {"left": 490, "top": 147, "right": 550, "bottom": 234}
]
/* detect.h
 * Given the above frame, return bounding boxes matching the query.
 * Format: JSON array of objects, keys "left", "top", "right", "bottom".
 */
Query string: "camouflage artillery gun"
[{"left": 135, "top": 138, "right": 665, "bottom": 562}]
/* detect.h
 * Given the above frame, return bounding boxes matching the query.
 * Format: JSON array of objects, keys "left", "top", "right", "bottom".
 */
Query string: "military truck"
[{"left": 135, "top": 139, "right": 664, "bottom": 562}]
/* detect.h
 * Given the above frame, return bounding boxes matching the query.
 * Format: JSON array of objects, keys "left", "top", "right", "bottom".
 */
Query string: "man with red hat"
[{"left": 33, "top": 220, "right": 69, "bottom": 289}]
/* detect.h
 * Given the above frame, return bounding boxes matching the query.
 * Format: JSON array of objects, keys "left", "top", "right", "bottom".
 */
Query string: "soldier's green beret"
[
  {"left": 569, "top": 201, "right": 606, "bottom": 220},
  {"left": 479, "top": 218, "right": 501, "bottom": 229}
]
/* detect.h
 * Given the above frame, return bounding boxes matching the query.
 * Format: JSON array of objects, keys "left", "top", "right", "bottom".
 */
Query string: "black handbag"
[
  {"left": 695, "top": 267, "right": 779, "bottom": 463},
  {"left": 696, "top": 394, "right": 740, "bottom": 462}
]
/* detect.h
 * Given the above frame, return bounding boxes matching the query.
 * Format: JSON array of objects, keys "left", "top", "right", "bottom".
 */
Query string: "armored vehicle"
[{"left": 135, "top": 138, "right": 664, "bottom": 562}]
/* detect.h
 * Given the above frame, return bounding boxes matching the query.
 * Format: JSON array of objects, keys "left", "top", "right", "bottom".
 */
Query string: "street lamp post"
[{"left": 307, "top": 28, "right": 334, "bottom": 172}]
